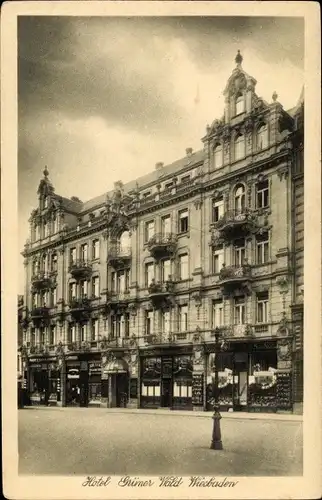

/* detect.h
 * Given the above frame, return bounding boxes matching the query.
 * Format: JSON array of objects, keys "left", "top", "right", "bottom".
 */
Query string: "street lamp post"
[{"left": 210, "top": 328, "right": 223, "bottom": 450}]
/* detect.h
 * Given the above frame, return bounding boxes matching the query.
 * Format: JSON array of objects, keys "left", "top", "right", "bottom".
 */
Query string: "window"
[
  {"left": 49, "top": 325, "right": 56, "bottom": 345},
  {"left": 256, "top": 232, "right": 269, "bottom": 264},
  {"left": 161, "top": 259, "right": 171, "bottom": 282},
  {"left": 145, "top": 221, "right": 155, "bottom": 242},
  {"left": 120, "top": 231, "right": 131, "bottom": 253},
  {"left": 257, "top": 292, "right": 269, "bottom": 323},
  {"left": 31, "top": 328, "right": 36, "bottom": 346},
  {"left": 234, "top": 134, "right": 245, "bottom": 161},
  {"left": 111, "top": 272, "right": 116, "bottom": 293},
  {"left": 53, "top": 215, "right": 58, "bottom": 234},
  {"left": 91, "top": 319, "right": 98, "bottom": 341},
  {"left": 235, "top": 93, "right": 245, "bottom": 115},
  {"left": 165, "top": 181, "right": 173, "bottom": 190},
  {"left": 214, "top": 145, "right": 223, "bottom": 168},
  {"left": 178, "top": 254, "right": 189, "bottom": 280},
  {"left": 80, "top": 324, "right": 87, "bottom": 342},
  {"left": 69, "top": 283, "right": 76, "bottom": 301},
  {"left": 92, "top": 239, "right": 100, "bottom": 259},
  {"left": 212, "top": 248, "right": 224, "bottom": 274},
  {"left": 70, "top": 247, "right": 76, "bottom": 264},
  {"left": 161, "top": 215, "right": 171, "bottom": 236},
  {"left": 161, "top": 310, "right": 170, "bottom": 334},
  {"left": 145, "top": 311, "right": 154, "bottom": 335},
  {"left": 212, "top": 300, "right": 224, "bottom": 328},
  {"left": 178, "top": 305, "right": 188, "bottom": 332},
  {"left": 42, "top": 254, "right": 47, "bottom": 273},
  {"left": 234, "top": 185, "right": 246, "bottom": 212},
  {"left": 145, "top": 262, "right": 155, "bottom": 287},
  {"left": 32, "top": 293, "right": 37, "bottom": 308},
  {"left": 178, "top": 209, "right": 189, "bottom": 233},
  {"left": 116, "top": 270, "right": 125, "bottom": 293},
  {"left": 234, "top": 297, "right": 245, "bottom": 324},
  {"left": 125, "top": 269, "right": 130, "bottom": 291},
  {"left": 81, "top": 243, "right": 88, "bottom": 261},
  {"left": 80, "top": 280, "right": 88, "bottom": 297},
  {"left": 35, "top": 224, "right": 40, "bottom": 241},
  {"left": 142, "top": 191, "right": 151, "bottom": 199},
  {"left": 51, "top": 253, "right": 58, "bottom": 272},
  {"left": 44, "top": 222, "right": 49, "bottom": 237},
  {"left": 43, "top": 196, "right": 48, "bottom": 209},
  {"left": 50, "top": 287, "right": 57, "bottom": 306},
  {"left": 181, "top": 175, "right": 190, "bottom": 184},
  {"left": 256, "top": 124, "right": 268, "bottom": 150},
  {"left": 234, "top": 239, "right": 246, "bottom": 266},
  {"left": 256, "top": 180, "right": 269, "bottom": 209},
  {"left": 92, "top": 276, "right": 100, "bottom": 298},
  {"left": 39, "top": 327, "right": 45, "bottom": 345},
  {"left": 124, "top": 313, "right": 130, "bottom": 338},
  {"left": 212, "top": 198, "right": 224, "bottom": 223}
]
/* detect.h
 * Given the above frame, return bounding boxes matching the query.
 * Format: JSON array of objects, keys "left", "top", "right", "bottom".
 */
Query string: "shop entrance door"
[
  {"left": 116, "top": 373, "right": 128, "bottom": 407},
  {"left": 233, "top": 352, "right": 248, "bottom": 411},
  {"left": 161, "top": 378, "right": 172, "bottom": 408}
]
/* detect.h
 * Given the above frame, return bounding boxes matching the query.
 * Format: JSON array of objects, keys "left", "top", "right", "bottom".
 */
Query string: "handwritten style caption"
[{"left": 82, "top": 475, "right": 239, "bottom": 488}]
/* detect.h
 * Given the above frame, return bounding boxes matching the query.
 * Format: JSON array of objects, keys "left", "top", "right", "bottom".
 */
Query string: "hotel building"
[{"left": 19, "top": 52, "right": 304, "bottom": 413}]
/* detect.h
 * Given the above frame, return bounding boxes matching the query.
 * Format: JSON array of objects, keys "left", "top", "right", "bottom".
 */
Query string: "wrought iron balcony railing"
[
  {"left": 30, "top": 306, "right": 50, "bottom": 319},
  {"left": 213, "top": 209, "right": 258, "bottom": 239},
  {"left": 107, "top": 245, "right": 132, "bottom": 267},
  {"left": 219, "top": 264, "right": 252, "bottom": 282},
  {"left": 68, "top": 260, "right": 92, "bottom": 278},
  {"left": 147, "top": 232, "right": 177, "bottom": 257},
  {"left": 148, "top": 280, "right": 175, "bottom": 297},
  {"left": 31, "top": 272, "right": 52, "bottom": 290}
]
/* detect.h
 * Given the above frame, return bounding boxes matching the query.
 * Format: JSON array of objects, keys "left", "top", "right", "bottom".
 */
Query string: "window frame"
[
  {"left": 256, "top": 180, "right": 270, "bottom": 209},
  {"left": 256, "top": 123, "right": 269, "bottom": 151},
  {"left": 256, "top": 232, "right": 269, "bottom": 264},
  {"left": 212, "top": 247, "right": 224, "bottom": 274},
  {"left": 212, "top": 299, "right": 224, "bottom": 328},
  {"left": 212, "top": 198, "right": 224, "bottom": 223},
  {"left": 234, "top": 134, "right": 245, "bottom": 161},
  {"left": 256, "top": 292, "right": 269, "bottom": 323},
  {"left": 178, "top": 304, "right": 188, "bottom": 332},
  {"left": 145, "top": 262, "right": 155, "bottom": 287},
  {"left": 178, "top": 253, "right": 189, "bottom": 280},
  {"left": 92, "top": 239, "right": 100, "bottom": 259},
  {"left": 145, "top": 220, "right": 155, "bottom": 242},
  {"left": 178, "top": 209, "right": 189, "bottom": 234},
  {"left": 235, "top": 93, "right": 245, "bottom": 116},
  {"left": 214, "top": 144, "right": 223, "bottom": 168}
]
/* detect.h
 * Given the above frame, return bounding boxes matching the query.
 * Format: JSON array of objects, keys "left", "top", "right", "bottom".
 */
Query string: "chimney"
[{"left": 155, "top": 162, "right": 164, "bottom": 170}]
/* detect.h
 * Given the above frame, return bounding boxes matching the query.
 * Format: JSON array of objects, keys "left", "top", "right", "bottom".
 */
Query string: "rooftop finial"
[
  {"left": 272, "top": 91, "right": 278, "bottom": 102},
  {"left": 235, "top": 49, "right": 243, "bottom": 67},
  {"left": 43, "top": 166, "right": 49, "bottom": 178}
]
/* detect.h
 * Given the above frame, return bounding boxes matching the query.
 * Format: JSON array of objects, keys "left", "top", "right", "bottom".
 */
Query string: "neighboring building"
[{"left": 20, "top": 52, "right": 304, "bottom": 412}]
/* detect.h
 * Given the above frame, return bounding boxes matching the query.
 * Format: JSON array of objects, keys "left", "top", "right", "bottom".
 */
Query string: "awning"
[{"left": 103, "top": 358, "right": 128, "bottom": 375}]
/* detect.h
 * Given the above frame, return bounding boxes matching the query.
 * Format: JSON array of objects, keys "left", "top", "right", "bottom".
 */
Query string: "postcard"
[{"left": 1, "top": 1, "right": 321, "bottom": 499}]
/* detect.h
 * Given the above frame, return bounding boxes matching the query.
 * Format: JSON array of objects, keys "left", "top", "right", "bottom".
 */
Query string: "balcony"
[
  {"left": 218, "top": 264, "right": 252, "bottom": 295},
  {"left": 147, "top": 233, "right": 177, "bottom": 258},
  {"left": 28, "top": 343, "right": 48, "bottom": 355},
  {"left": 68, "top": 260, "right": 92, "bottom": 279},
  {"left": 30, "top": 307, "right": 50, "bottom": 325},
  {"left": 109, "top": 290, "right": 132, "bottom": 311},
  {"left": 231, "top": 324, "right": 255, "bottom": 338},
  {"left": 107, "top": 245, "right": 132, "bottom": 268},
  {"left": 99, "top": 336, "right": 131, "bottom": 350},
  {"left": 148, "top": 279, "right": 175, "bottom": 306},
  {"left": 214, "top": 209, "right": 258, "bottom": 240},
  {"left": 31, "top": 272, "right": 52, "bottom": 290},
  {"left": 66, "top": 341, "right": 91, "bottom": 353},
  {"left": 144, "top": 333, "right": 164, "bottom": 345},
  {"left": 68, "top": 297, "right": 92, "bottom": 320}
]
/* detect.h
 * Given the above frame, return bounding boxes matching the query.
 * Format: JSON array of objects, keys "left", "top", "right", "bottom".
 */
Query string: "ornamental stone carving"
[{"left": 277, "top": 339, "right": 292, "bottom": 361}]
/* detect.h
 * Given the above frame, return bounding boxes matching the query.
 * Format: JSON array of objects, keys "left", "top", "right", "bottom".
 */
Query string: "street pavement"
[{"left": 19, "top": 408, "right": 302, "bottom": 476}]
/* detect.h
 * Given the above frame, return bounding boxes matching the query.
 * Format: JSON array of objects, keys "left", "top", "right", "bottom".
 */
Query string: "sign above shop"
[{"left": 67, "top": 368, "right": 80, "bottom": 379}]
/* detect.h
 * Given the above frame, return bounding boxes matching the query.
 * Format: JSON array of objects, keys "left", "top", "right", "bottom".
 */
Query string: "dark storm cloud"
[
  {"left": 18, "top": 16, "right": 304, "bottom": 133},
  {"left": 18, "top": 16, "right": 187, "bottom": 134}
]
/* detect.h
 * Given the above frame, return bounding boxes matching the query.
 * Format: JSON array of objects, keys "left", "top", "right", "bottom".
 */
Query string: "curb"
[{"left": 21, "top": 406, "right": 302, "bottom": 422}]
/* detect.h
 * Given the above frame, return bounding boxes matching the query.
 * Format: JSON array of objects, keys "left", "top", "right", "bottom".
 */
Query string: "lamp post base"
[{"left": 210, "top": 408, "right": 223, "bottom": 450}]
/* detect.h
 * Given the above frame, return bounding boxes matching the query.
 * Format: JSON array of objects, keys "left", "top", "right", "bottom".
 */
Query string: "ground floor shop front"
[{"left": 24, "top": 337, "right": 294, "bottom": 412}]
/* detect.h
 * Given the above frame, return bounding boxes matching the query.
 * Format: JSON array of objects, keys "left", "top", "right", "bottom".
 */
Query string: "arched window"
[
  {"left": 256, "top": 124, "right": 268, "bottom": 150},
  {"left": 43, "top": 196, "right": 48, "bottom": 209},
  {"left": 235, "top": 93, "right": 244, "bottom": 115},
  {"left": 234, "top": 134, "right": 245, "bottom": 161},
  {"left": 214, "top": 144, "right": 223, "bottom": 168},
  {"left": 119, "top": 231, "right": 131, "bottom": 253},
  {"left": 234, "top": 185, "right": 246, "bottom": 212}
]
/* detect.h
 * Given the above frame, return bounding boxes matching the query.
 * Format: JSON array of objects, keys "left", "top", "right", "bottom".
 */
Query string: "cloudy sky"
[{"left": 18, "top": 15, "right": 304, "bottom": 291}]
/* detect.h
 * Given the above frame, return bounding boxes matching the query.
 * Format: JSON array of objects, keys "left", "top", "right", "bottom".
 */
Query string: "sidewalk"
[{"left": 22, "top": 406, "right": 302, "bottom": 422}]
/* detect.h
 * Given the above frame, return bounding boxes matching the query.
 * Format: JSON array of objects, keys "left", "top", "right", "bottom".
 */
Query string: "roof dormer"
[{"left": 223, "top": 51, "right": 257, "bottom": 124}]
